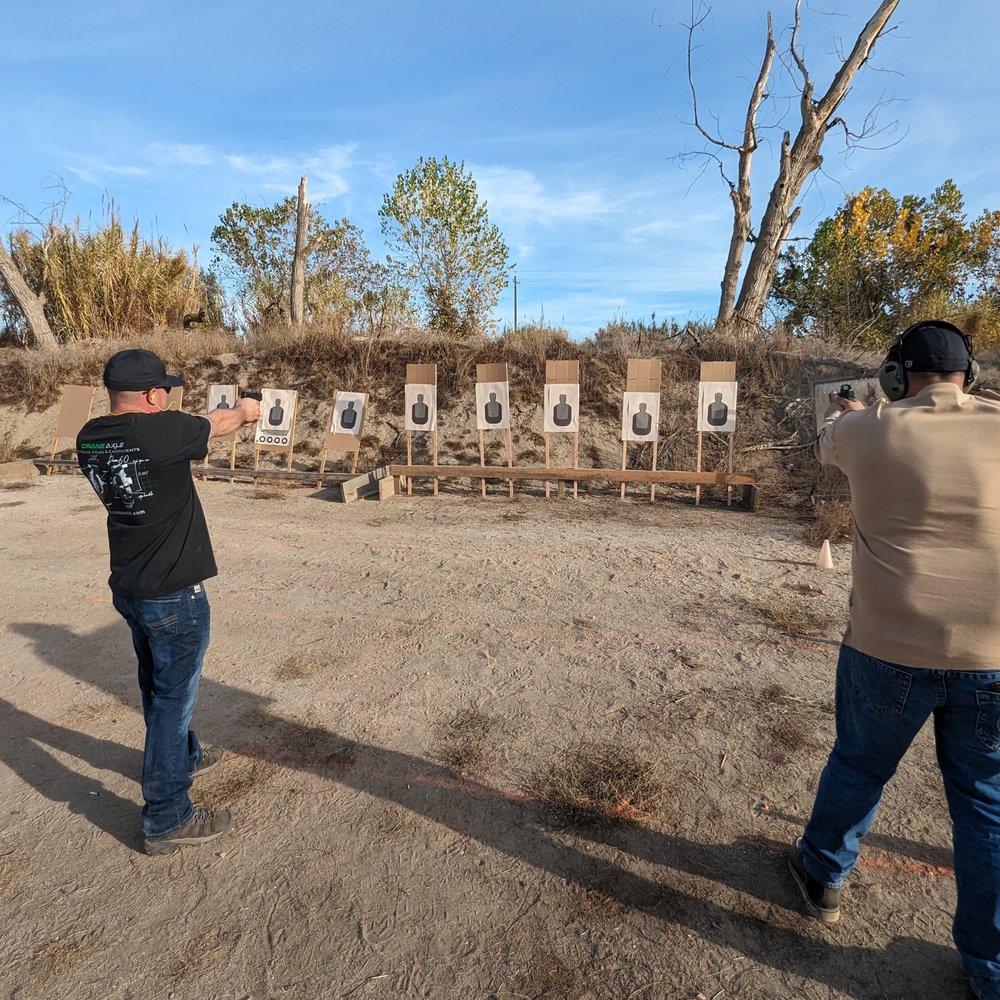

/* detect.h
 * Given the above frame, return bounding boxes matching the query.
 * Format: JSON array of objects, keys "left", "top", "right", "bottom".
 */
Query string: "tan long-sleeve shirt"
[{"left": 817, "top": 382, "right": 1000, "bottom": 670}]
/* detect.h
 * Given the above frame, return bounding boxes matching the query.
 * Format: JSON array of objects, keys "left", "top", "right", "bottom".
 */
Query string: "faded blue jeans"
[
  {"left": 112, "top": 584, "right": 210, "bottom": 840},
  {"left": 802, "top": 644, "right": 1000, "bottom": 1000}
]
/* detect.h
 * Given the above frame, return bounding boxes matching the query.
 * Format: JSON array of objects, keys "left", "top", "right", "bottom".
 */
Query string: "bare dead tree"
[
  {"left": 290, "top": 175, "right": 309, "bottom": 327},
  {"left": 0, "top": 240, "right": 58, "bottom": 350},
  {"left": 677, "top": 0, "right": 901, "bottom": 339},
  {"left": 0, "top": 190, "right": 63, "bottom": 350}
]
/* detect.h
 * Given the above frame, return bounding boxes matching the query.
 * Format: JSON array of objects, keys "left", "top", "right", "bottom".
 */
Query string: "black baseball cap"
[
  {"left": 899, "top": 322, "right": 972, "bottom": 373},
  {"left": 103, "top": 349, "right": 185, "bottom": 391}
]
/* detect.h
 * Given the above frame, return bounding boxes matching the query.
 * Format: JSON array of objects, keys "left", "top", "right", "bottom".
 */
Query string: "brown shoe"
[
  {"left": 191, "top": 745, "right": 224, "bottom": 780},
  {"left": 144, "top": 808, "right": 234, "bottom": 856}
]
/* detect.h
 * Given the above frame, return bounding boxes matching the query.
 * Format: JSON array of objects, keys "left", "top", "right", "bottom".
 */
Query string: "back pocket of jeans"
[
  {"left": 137, "top": 597, "right": 181, "bottom": 637},
  {"left": 854, "top": 656, "right": 912, "bottom": 715},
  {"left": 976, "top": 691, "right": 1000, "bottom": 753}
]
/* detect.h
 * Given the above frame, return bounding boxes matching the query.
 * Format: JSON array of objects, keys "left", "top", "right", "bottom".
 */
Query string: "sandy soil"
[{"left": 0, "top": 475, "right": 963, "bottom": 1000}]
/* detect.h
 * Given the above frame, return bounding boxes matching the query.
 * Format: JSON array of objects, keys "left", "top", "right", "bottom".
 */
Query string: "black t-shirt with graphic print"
[{"left": 77, "top": 410, "right": 217, "bottom": 598}]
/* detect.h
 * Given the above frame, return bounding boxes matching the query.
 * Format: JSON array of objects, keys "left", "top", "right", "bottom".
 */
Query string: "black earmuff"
[{"left": 877, "top": 321, "right": 977, "bottom": 402}]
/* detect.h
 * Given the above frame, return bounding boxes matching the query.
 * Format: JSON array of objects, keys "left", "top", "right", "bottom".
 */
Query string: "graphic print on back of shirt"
[{"left": 80, "top": 443, "right": 154, "bottom": 514}]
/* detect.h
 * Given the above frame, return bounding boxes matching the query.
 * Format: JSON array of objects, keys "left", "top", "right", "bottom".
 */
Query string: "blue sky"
[{"left": 3, "top": 1, "right": 998, "bottom": 339}]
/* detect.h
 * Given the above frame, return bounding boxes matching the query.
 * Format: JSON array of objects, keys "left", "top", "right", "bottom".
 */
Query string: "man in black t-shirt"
[{"left": 78, "top": 349, "right": 260, "bottom": 855}]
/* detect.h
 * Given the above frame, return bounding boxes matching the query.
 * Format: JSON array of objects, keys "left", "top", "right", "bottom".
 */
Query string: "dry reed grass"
[
  {"left": 536, "top": 740, "right": 664, "bottom": 827},
  {"left": 751, "top": 594, "right": 836, "bottom": 639}
]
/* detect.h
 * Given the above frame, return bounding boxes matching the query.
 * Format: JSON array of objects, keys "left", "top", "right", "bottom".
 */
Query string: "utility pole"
[{"left": 512, "top": 268, "right": 518, "bottom": 335}]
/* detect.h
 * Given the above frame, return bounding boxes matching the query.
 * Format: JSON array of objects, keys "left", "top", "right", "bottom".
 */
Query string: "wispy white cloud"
[
  {"left": 145, "top": 143, "right": 215, "bottom": 168},
  {"left": 472, "top": 165, "right": 610, "bottom": 227}
]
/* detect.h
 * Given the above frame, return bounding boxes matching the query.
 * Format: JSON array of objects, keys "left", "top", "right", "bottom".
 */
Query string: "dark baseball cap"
[
  {"left": 103, "top": 349, "right": 185, "bottom": 391},
  {"left": 899, "top": 322, "right": 972, "bottom": 373}
]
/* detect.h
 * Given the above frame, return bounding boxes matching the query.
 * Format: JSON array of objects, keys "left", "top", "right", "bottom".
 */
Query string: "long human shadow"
[
  {"left": 0, "top": 696, "right": 140, "bottom": 849},
  {"left": 9, "top": 620, "right": 965, "bottom": 999}
]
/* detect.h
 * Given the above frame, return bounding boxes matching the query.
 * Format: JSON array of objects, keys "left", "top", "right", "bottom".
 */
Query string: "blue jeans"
[
  {"left": 112, "top": 584, "right": 210, "bottom": 840},
  {"left": 802, "top": 644, "right": 1000, "bottom": 999}
]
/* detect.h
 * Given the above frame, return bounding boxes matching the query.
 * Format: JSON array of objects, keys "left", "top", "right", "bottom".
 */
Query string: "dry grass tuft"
[
  {"left": 2, "top": 480, "right": 37, "bottom": 491},
  {"left": 276, "top": 650, "right": 324, "bottom": 680},
  {"left": 250, "top": 485, "right": 287, "bottom": 500},
  {"left": 429, "top": 708, "right": 500, "bottom": 772},
  {"left": 0, "top": 431, "right": 34, "bottom": 463},
  {"left": 30, "top": 933, "right": 97, "bottom": 984},
  {"left": 194, "top": 755, "right": 278, "bottom": 803},
  {"left": 536, "top": 740, "right": 663, "bottom": 827},
  {"left": 752, "top": 594, "right": 836, "bottom": 639},
  {"left": 768, "top": 717, "right": 818, "bottom": 753}
]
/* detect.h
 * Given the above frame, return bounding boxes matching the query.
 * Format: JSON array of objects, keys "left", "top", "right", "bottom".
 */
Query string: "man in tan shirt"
[{"left": 788, "top": 321, "right": 1000, "bottom": 1000}]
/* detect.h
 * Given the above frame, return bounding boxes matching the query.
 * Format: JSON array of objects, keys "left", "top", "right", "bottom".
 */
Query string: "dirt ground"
[{"left": 0, "top": 474, "right": 965, "bottom": 1000}]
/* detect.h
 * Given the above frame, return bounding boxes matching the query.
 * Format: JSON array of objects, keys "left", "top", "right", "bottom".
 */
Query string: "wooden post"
[
  {"left": 506, "top": 428, "right": 514, "bottom": 498},
  {"left": 433, "top": 431, "right": 439, "bottom": 496},
  {"left": 544, "top": 434, "right": 551, "bottom": 499},
  {"left": 407, "top": 432, "right": 414, "bottom": 496},
  {"left": 650, "top": 440, "right": 658, "bottom": 502},
  {"left": 573, "top": 432, "right": 579, "bottom": 499},
  {"left": 694, "top": 432, "right": 703, "bottom": 506},
  {"left": 727, "top": 433, "right": 735, "bottom": 507},
  {"left": 620, "top": 442, "right": 627, "bottom": 500},
  {"left": 479, "top": 430, "right": 486, "bottom": 498}
]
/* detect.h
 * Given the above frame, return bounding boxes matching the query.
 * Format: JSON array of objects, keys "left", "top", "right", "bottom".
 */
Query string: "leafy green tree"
[
  {"left": 379, "top": 156, "right": 509, "bottom": 338},
  {"left": 772, "top": 181, "right": 1000, "bottom": 346},
  {"left": 211, "top": 198, "right": 393, "bottom": 328}
]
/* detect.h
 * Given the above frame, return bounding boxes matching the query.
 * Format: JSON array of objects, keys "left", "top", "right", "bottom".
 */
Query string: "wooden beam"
[
  {"left": 33, "top": 458, "right": 353, "bottom": 485},
  {"left": 390, "top": 464, "right": 754, "bottom": 486}
]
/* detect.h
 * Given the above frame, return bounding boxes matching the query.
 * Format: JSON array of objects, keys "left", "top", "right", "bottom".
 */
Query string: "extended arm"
[{"left": 206, "top": 398, "right": 260, "bottom": 439}]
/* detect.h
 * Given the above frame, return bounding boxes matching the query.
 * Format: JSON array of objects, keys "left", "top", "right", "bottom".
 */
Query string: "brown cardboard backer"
[
  {"left": 407, "top": 363, "right": 437, "bottom": 385},
  {"left": 477, "top": 362, "right": 508, "bottom": 384},
  {"left": 626, "top": 359, "right": 661, "bottom": 393},
  {"left": 546, "top": 359, "right": 580, "bottom": 384},
  {"left": 699, "top": 361, "right": 737, "bottom": 382},
  {"left": 55, "top": 385, "right": 97, "bottom": 438}
]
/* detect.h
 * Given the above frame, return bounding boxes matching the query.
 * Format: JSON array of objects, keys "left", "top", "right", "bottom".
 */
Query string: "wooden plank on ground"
[
  {"left": 378, "top": 476, "right": 396, "bottom": 501},
  {"left": 389, "top": 464, "right": 754, "bottom": 487},
  {"left": 339, "top": 465, "right": 391, "bottom": 503},
  {"left": 0, "top": 459, "right": 42, "bottom": 484}
]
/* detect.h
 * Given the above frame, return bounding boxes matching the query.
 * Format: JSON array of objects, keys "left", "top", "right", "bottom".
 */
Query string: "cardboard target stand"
[
  {"left": 695, "top": 361, "right": 738, "bottom": 506},
  {"left": 254, "top": 388, "right": 298, "bottom": 474},
  {"left": 475, "top": 362, "right": 514, "bottom": 497},
  {"left": 404, "top": 364, "right": 438, "bottom": 496},
  {"left": 47, "top": 384, "right": 97, "bottom": 474},
  {"left": 202, "top": 384, "right": 239, "bottom": 477},
  {"left": 620, "top": 359, "right": 661, "bottom": 501},
  {"left": 542, "top": 359, "right": 580, "bottom": 498},
  {"left": 316, "top": 390, "right": 368, "bottom": 484}
]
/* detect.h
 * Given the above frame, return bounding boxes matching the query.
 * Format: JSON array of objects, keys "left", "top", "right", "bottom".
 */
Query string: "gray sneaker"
[
  {"left": 191, "top": 745, "right": 224, "bottom": 780},
  {"left": 144, "top": 808, "right": 234, "bottom": 856},
  {"left": 788, "top": 838, "right": 841, "bottom": 924}
]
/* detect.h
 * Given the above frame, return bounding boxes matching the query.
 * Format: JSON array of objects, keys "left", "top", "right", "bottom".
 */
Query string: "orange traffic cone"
[{"left": 816, "top": 539, "right": 834, "bottom": 570}]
